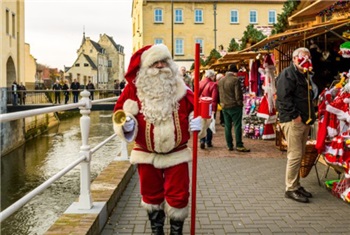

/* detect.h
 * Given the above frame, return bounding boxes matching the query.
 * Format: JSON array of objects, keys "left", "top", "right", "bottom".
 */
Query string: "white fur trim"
[
  {"left": 326, "top": 104, "right": 345, "bottom": 116},
  {"left": 141, "top": 200, "right": 164, "bottom": 213},
  {"left": 113, "top": 113, "right": 138, "bottom": 142},
  {"left": 141, "top": 44, "right": 172, "bottom": 68},
  {"left": 129, "top": 147, "right": 192, "bottom": 169},
  {"left": 327, "top": 127, "right": 338, "bottom": 137},
  {"left": 256, "top": 113, "right": 270, "bottom": 119},
  {"left": 123, "top": 99, "right": 139, "bottom": 116},
  {"left": 153, "top": 118, "right": 176, "bottom": 153},
  {"left": 262, "top": 133, "right": 276, "bottom": 139},
  {"left": 174, "top": 74, "right": 188, "bottom": 101},
  {"left": 165, "top": 200, "right": 189, "bottom": 221}
]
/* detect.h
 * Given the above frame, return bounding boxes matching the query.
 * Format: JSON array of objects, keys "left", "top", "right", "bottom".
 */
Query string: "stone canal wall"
[{"left": 1, "top": 112, "right": 60, "bottom": 156}]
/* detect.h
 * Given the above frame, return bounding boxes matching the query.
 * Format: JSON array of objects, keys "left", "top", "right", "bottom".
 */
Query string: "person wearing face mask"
[{"left": 276, "top": 47, "right": 316, "bottom": 203}]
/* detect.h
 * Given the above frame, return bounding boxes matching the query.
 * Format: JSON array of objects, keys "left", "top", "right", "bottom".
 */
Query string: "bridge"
[
  {"left": 5, "top": 89, "right": 117, "bottom": 112},
  {"left": 1, "top": 90, "right": 349, "bottom": 234}
]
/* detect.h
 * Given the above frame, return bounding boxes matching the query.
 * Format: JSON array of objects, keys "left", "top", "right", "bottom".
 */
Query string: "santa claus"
[{"left": 113, "top": 44, "right": 205, "bottom": 234}]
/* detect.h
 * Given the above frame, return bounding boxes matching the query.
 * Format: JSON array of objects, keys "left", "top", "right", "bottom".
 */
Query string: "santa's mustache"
[{"left": 146, "top": 67, "right": 172, "bottom": 76}]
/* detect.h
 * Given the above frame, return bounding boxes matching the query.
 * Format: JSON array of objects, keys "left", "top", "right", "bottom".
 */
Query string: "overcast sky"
[{"left": 25, "top": 0, "right": 132, "bottom": 70}]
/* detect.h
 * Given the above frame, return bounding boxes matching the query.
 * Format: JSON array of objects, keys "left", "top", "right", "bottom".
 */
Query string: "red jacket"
[{"left": 199, "top": 77, "right": 218, "bottom": 112}]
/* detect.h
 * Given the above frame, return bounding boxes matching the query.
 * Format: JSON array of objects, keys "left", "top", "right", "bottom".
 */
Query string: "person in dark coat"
[
  {"left": 70, "top": 79, "right": 80, "bottom": 103},
  {"left": 52, "top": 80, "right": 62, "bottom": 104},
  {"left": 62, "top": 80, "right": 70, "bottom": 104},
  {"left": 86, "top": 80, "right": 95, "bottom": 100},
  {"left": 276, "top": 47, "right": 316, "bottom": 203}
]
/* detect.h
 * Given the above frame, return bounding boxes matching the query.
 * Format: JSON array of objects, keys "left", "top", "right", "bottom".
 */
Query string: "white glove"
[
  {"left": 189, "top": 116, "right": 202, "bottom": 132},
  {"left": 122, "top": 118, "right": 135, "bottom": 132}
]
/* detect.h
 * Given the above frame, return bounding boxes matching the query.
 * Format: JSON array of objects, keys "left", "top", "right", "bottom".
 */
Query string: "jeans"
[
  {"left": 12, "top": 94, "right": 18, "bottom": 106},
  {"left": 200, "top": 128, "right": 213, "bottom": 145}
]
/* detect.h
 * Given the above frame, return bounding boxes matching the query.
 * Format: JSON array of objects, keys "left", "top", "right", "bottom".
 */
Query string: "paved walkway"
[{"left": 101, "top": 121, "right": 350, "bottom": 235}]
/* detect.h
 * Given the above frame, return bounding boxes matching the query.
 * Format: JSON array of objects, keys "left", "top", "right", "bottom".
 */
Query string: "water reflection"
[{"left": 1, "top": 111, "right": 120, "bottom": 235}]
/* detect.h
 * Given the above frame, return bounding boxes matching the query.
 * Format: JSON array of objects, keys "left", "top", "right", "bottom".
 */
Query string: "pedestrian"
[
  {"left": 179, "top": 66, "right": 192, "bottom": 89},
  {"left": 113, "top": 79, "right": 120, "bottom": 96},
  {"left": 216, "top": 73, "right": 225, "bottom": 126},
  {"left": 86, "top": 80, "right": 95, "bottom": 100},
  {"left": 199, "top": 69, "right": 218, "bottom": 149},
  {"left": 18, "top": 82, "right": 27, "bottom": 105},
  {"left": 11, "top": 81, "right": 18, "bottom": 106},
  {"left": 119, "top": 79, "right": 126, "bottom": 91},
  {"left": 276, "top": 47, "right": 316, "bottom": 203},
  {"left": 113, "top": 44, "right": 205, "bottom": 234},
  {"left": 62, "top": 80, "right": 70, "bottom": 104},
  {"left": 70, "top": 79, "right": 80, "bottom": 103},
  {"left": 218, "top": 64, "right": 250, "bottom": 152},
  {"left": 52, "top": 80, "right": 62, "bottom": 104}
]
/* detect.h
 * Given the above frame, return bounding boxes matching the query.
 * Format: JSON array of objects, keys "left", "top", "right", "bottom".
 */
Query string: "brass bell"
[{"left": 112, "top": 110, "right": 128, "bottom": 126}]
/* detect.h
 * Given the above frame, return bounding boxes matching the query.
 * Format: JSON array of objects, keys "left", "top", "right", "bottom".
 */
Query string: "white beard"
[{"left": 136, "top": 65, "right": 179, "bottom": 124}]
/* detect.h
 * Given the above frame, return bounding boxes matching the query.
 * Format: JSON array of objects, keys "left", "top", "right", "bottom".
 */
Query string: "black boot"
[
  {"left": 148, "top": 210, "right": 165, "bottom": 235},
  {"left": 170, "top": 219, "right": 184, "bottom": 235}
]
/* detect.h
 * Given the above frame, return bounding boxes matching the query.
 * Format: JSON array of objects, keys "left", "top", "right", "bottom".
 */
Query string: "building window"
[
  {"left": 108, "top": 60, "right": 112, "bottom": 67},
  {"left": 230, "top": 10, "right": 239, "bottom": 23},
  {"left": 154, "top": 9, "right": 163, "bottom": 23},
  {"left": 249, "top": 10, "right": 257, "bottom": 24},
  {"left": 194, "top": 9, "right": 203, "bottom": 23},
  {"left": 175, "top": 39, "right": 184, "bottom": 55},
  {"left": 84, "top": 63, "right": 89, "bottom": 67},
  {"left": 175, "top": 9, "right": 183, "bottom": 23},
  {"left": 154, "top": 38, "right": 163, "bottom": 44},
  {"left": 12, "top": 13, "right": 15, "bottom": 37},
  {"left": 75, "top": 63, "right": 80, "bottom": 67},
  {"left": 268, "top": 10, "right": 276, "bottom": 24},
  {"left": 195, "top": 39, "right": 204, "bottom": 55},
  {"left": 6, "top": 9, "right": 9, "bottom": 34}
]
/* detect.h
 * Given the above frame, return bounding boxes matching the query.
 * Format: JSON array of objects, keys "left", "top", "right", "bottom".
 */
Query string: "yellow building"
[
  {"left": 0, "top": 0, "right": 25, "bottom": 93},
  {"left": 64, "top": 33, "right": 125, "bottom": 89},
  {"left": 132, "top": 0, "right": 284, "bottom": 69},
  {"left": 24, "top": 43, "right": 37, "bottom": 89}
]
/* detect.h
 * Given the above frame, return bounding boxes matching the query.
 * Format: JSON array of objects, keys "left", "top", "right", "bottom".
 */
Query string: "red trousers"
[{"left": 137, "top": 162, "right": 190, "bottom": 209}]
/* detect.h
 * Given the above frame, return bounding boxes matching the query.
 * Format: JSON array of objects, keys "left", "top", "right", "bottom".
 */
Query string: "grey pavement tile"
[{"left": 101, "top": 131, "right": 350, "bottom": 234}]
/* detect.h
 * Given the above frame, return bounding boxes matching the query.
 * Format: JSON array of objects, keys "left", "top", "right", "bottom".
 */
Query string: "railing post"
[
  {"left": 115, "top": 140, "right": 129, "bottom": 161},
  {"left": 78, "top": 89, "right": 93, "bottom": 209}
]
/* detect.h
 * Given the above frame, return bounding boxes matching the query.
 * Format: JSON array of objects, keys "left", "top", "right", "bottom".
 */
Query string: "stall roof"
[
  {"left": 288, "top": 0, "right": 339, "bottom": 23},
  {"left": 218, "top": 51, "right": 269, "bottom": 61},
  {"left": 241, "top": 18, "right": 350, "bottom": 52},
  {"left": 210, "top": 51, "right": 269, "bottom": 69}
]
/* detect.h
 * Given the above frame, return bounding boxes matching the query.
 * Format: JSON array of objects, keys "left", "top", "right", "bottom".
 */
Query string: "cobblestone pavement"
[{"left": 101, "top": 121, "right": 350, "bottom": 235}]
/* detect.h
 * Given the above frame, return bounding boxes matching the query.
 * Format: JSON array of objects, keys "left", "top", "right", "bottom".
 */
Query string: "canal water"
[{"left": 1, "top": 111, "right": 120, "bottom": 235}]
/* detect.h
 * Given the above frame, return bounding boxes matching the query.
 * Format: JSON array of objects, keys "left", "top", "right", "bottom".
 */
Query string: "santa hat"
[
  {"left": 124, "top": 44, "right": 172, "bottom": 84},
  {"left": 141, "top": 44, "right": 172, "bottom": 68},
  {"left": 124, "top": 45, "right": 152, "bottom": 84}
]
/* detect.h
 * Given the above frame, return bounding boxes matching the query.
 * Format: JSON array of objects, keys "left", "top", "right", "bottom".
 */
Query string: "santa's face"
[{"left": 136, "top": 60, "right": 180, "bottom": 124}]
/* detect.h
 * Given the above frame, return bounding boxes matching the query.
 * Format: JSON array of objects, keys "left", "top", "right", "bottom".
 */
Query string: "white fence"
[{"left": 0, "top": 90, "right": 127, "bottom": 222}]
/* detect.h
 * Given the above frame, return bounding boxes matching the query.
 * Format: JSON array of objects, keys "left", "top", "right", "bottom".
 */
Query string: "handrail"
[{"left": 0, "top": 90, "right": 127, "bottom": 222}]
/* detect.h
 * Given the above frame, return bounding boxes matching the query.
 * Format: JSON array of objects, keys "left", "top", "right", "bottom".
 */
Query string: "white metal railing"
[{"left": 0, "top": 90, "right": 127, "bottom": 222}]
